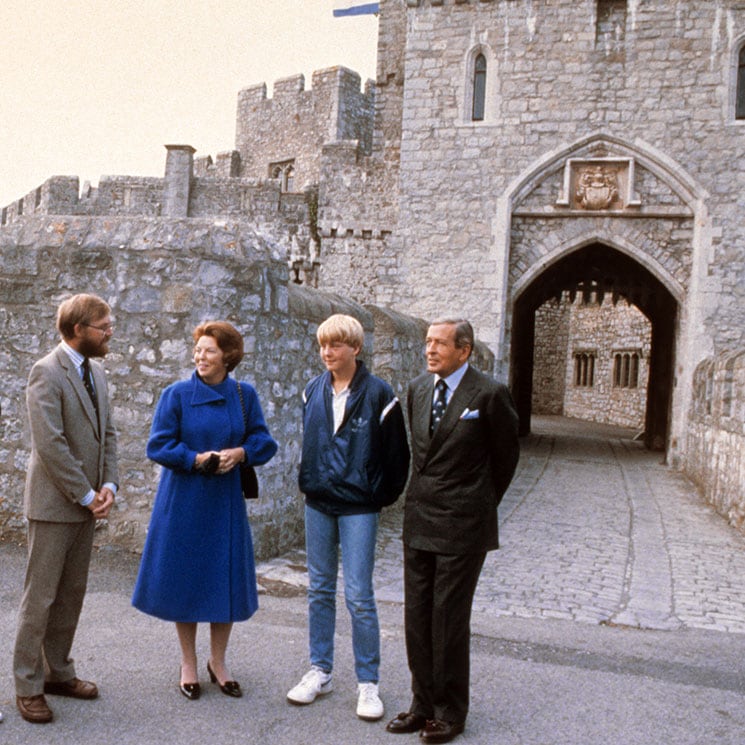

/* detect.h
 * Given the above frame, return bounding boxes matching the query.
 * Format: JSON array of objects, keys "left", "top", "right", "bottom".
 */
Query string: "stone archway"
[
  {"left": 511, "top": 242, "right": 677, "bottom": 450},
  {"left": 495, "top": 133, "right": 706, "bottom": 457}
]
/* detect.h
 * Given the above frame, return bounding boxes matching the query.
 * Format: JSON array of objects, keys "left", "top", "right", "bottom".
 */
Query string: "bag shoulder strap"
[{"left": 236, "top": 381, "right": 248, "bottom": 439}]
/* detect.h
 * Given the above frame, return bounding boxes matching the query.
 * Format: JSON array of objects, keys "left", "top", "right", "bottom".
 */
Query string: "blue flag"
[{"left": 333, "top": 3, "right": 380, "bottom": 17}]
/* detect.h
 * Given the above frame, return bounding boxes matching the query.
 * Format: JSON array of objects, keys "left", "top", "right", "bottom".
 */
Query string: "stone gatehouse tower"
[{"left": 317, "top": 0, "right": 745, "bottom": 464}]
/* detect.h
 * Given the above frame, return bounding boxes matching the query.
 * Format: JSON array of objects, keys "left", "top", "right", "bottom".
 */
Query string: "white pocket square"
[{"left": 460, "top": 408, "right": 480, "bottom": 420}]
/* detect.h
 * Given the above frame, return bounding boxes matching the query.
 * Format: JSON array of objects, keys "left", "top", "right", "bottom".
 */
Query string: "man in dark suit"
[
  {"left": 13, "top": 293, "right": 119, "bottom": 724},
  {"left": 386, "top": 318, "right": 519, "bottom": 744}
]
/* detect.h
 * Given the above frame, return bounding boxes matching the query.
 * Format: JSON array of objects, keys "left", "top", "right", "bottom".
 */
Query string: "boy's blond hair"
[{"left": 316, "top": 314, "right": 364, "bottom": 349}]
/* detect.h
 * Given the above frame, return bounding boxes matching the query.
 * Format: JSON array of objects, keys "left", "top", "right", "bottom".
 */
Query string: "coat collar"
[
  {"left": 321, "top": 359, "right": 369, "bottom": 394},
  {"left": 189, "top": 370, "right": 232, "bottom": 405},
  {"left": 55, "top": 344, "right": 101, "bottom": 435}
]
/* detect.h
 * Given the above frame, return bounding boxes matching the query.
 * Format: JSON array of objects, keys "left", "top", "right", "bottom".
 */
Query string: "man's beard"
[{"left": 78, "top": 337, "right": 108, "bottom": 358}]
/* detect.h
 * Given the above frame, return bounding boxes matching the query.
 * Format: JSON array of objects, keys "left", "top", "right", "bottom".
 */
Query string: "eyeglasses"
[{"left": 83, "top": 323, "right": 114, "bottom": 334}]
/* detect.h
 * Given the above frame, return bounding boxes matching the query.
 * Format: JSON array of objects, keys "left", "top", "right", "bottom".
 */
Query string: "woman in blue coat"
[{"left": 132, "top": 321, "right": 278, "bottom": 700}]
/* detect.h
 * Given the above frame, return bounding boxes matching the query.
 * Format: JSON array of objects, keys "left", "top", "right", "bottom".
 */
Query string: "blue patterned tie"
[{"left": 430, "top": 379, "right": 448, "bottom": 435}]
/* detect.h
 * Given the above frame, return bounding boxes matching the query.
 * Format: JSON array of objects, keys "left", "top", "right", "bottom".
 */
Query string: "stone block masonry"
[
  {"left": 235, "top": 67, "right": 375, "bottom": 192},
  {"left": 686, "top": 350, "right": 745, "bottom": 533},
  {"left": 3, "top": 0, "right": 745, "bottom": 554},
  {"left": 0, "top": 215, "right": 432, "bottom": 558},
  {"left": 533, "top": 294, "right": 650, "bottom": 430}
]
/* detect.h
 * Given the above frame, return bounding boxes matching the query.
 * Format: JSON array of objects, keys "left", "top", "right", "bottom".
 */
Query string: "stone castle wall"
[
  {"left": 532, "top": 299, "right": 570, "bottom": 416},
  {"left": 313, "top": 0, "right": 745, "bottom": 464},
  {"left": 533, "top": 295, "right": 650, "bottom": 429},
  {"left": 379, "top": 0, "right": 731, "bottom": 340},
  {"left": 0, "top": 157, "right": 317, "bottom": 278},
  {"left": 234, "top": 67, "right": 375, "bottom": 193},
  {"left": 0, "top": 215, "right": 430, "bottom": 558},
  {"left": 565, "top": 297, "right": 648, "bottom": 429},
  {"left": 686, "top": 350, "right": 745, "bottom": 532}
]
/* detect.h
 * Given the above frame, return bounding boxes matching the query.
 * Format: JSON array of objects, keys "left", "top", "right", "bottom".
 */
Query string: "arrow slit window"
[{"left": 472, "top": 54, "right": 486, "bottom": 122}]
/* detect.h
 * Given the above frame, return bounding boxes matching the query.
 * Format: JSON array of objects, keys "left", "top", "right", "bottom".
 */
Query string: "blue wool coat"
[{"left": 132, "top": 372, "right": 277, "bottom": 623}]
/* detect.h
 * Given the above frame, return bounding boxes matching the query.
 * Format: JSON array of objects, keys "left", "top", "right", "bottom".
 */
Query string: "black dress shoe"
[
  {"left": 419, "top": 719, "right": 465, "bottom": 744},
  {"left": 179, "top": 681, "right": 201, "bottom": 700},
  {"left": 386, "top": 711, "right": 428, "bottom": 733},
  {"left": 207, "top": 661, "right": 243, "bottom": 698}
]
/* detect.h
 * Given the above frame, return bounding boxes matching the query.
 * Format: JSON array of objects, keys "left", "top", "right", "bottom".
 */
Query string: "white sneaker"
[
  {"left": 356, "top": 682, "right": 384, "bottom": 721},
  {"left": 286, "top": 667, "right": 333, "bottom": 705}
]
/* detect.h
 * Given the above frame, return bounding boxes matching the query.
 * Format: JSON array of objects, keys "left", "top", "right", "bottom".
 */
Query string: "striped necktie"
[{"left": 81, "top": 358, "right": 98, "bottom": 412}]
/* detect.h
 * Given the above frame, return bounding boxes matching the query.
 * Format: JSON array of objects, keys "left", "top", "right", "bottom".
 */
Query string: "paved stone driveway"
[{"left": 260, "top": 416, "right": 745, "bottom": 634}]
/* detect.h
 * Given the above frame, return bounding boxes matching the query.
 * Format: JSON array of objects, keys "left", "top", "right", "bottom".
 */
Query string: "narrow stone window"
[
  {"left": 596, "top": 0, "right": 626, "bottom": 53},
  {"left": 269, "top": 160, "right": 296, "bottom": 192},
  {"left": 705, "top": 368, "right": 714, "bottom": 415},
  {"left": 629, "top": 352, "right": 639, "bottom": 389},
  {"left": 736, "top": 45, "right": 745, "bottom": 119},
  {"left": 574, "top": 352, "right": 596, "bottom": 387},
  {"left": 612, "top": 351, "right": 640, "bottom": 388},
  {"left": 472, "top": 53, "right": 486, "bottom": 122}
]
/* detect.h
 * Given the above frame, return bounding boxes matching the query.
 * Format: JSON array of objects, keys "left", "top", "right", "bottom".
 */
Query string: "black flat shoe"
[
  {"left": 207, "top": 661, "right": 243, "bottom": 698},
  {"left": 179, "top": 682, "right": 201, "bottom": 700}
]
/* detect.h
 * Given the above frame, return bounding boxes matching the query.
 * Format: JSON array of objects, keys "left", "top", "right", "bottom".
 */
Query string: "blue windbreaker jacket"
[{"left": 299, "top": 361, "right": 410, "bottom": 515}]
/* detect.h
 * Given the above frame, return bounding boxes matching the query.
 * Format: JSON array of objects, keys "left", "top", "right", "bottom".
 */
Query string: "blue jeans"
[{"left": 305, "top": 505, "right": 380, "bottom": 683}]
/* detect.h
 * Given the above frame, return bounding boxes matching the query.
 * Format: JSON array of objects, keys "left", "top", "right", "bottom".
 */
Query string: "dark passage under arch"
[{"left": 510, "top": 242, "right": 677, "bottom": 451}]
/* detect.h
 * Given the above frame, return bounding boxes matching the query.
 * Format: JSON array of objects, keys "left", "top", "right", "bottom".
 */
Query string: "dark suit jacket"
[
  {"left": 24, "top": 344, "right": 119, "bottom": 522},
  {"left": 403, "top": 365, "right": 519, "bottom": 554}
]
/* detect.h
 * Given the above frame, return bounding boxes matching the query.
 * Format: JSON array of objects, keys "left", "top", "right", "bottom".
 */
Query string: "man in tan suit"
[{"left": 13, "top": 294, "right": 119, "bottom": 724}]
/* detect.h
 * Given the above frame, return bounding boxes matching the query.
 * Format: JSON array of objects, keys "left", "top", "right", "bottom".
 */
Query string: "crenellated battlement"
[
  {"left": 235, "top": 65, "right": 375, "bottom": 192},
  {"left": 0, "top": 152, "right": 311, "bottom": 252}
]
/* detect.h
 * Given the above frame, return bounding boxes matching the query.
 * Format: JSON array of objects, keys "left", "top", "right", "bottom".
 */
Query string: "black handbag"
[{"left": 236, "top": 382, "right": 259, "bottom": 500}]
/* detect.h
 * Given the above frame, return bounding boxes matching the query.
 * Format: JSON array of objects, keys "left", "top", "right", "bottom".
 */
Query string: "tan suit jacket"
[
  {"left": 14, "top": 343, "right": 119, "bottom": 695},
  {"left": 24, "top": 344, "right": 119, "bottom": 521}
]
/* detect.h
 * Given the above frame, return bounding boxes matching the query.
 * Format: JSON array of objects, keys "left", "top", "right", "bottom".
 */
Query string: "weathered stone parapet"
[
  {"left": 194, "top": 151, "right": 241, "bottom": 178},
  {"left": 685, "top": 350, "right": 745, "bottom": 532},
  {"left": 0, "top": 217, "right": 432, "bottom": 558},
  {"left": 0, "top": 214, "right": 296, "bottom": 557},
  {"left": 235, "top": 66, "right": 375, "bottom": 191},
  {"left": 2, "top": 177, "right": 81, "bottom": 225}
]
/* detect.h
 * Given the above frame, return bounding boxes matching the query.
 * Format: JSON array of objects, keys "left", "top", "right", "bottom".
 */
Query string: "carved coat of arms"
[{"left": 575, "top": 165, "right": 619, "bottom": 210}]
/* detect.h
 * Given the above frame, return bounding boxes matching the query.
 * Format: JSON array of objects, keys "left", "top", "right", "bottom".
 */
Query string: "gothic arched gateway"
[{"left": 497, "top": 135, "right": 704, "bottom": 458}]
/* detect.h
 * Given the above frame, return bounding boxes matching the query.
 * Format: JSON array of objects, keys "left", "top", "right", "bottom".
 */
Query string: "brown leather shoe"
[
  {"left": 419, "top": 719, "right": 465, "bottom": 744},
  {"left": 386, "top": 711, "right": 428, "bottom": 733},
  {"left": 16, "top": 694, "right": 53, "bottom": 723},
  {"left": 44, "top": 677, "right": 98, "bottom": 699}
]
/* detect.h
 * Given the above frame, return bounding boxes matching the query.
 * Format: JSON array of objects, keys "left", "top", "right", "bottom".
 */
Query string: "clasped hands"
[
  {"left": 194, "top": 447, "right": 246, "bottom": 475},
  {"left": 88, "top": 486, "right": 115, "bottom": 519}
]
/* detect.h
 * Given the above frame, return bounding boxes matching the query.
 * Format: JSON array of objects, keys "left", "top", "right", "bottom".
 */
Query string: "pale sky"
[{"left": 0, "top": 1, "right": 379, "bottom": 207}]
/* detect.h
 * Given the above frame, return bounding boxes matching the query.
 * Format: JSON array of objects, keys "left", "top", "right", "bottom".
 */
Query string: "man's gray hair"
[{"left": 430, "top": 318, "right": 474, "bottom": 350}]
